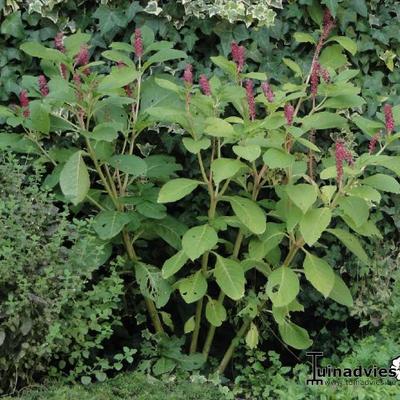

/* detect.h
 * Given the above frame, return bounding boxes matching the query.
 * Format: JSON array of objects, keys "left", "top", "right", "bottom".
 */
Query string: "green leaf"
[
  {"left": 362, "top": 174, "right": 400, "bottom": 194},
  {"left": 263, "top": 148, "right": 295, "bottom": 169},
  {"left": 152, "top": 357, "right": 175, "bottom": 376},
  {"left": 178, "top": 271, "right": 207, "bottom": 303},
  {"left": 205, "top": 298, "right": 227, "bottom": 327},
  {"left": 249, "top": 223, "right": 285, "bottom": 260},
  {"left": 300, "top": 208, "right": 332, "bottom": 246},
  {"left": 232, "top": 144, "right": 261, "bottom": 162},
  {"left": 352, "top": 115, "right": 384, "bottom": 137},
  {"left": 152, "top": 216, "right": 187, "bottom": 250},
  {"left": 184, "top": 316, "right": 195, "bottom": 333},
  {"left": 327, "top": 228, "right": 369, "bottom": 264},
  {"left": 93, "top": 211, "right": 131, "bottom": 240},
  {"left": 286, "top": 184, "right": 317, "bottom": 214},
  {"left": 214, "top": 255, "right": 245, "bottom": 301},
  {"left": 1, "top": 11, "right": 24, "bottom": 39},
  {"left": 182, "top": 224, "right": 218, "bottom": 261},
  {"left": 135, "top": 262, "right": 171, "bottom": 308},
  {"left": 278, "top": 322, "right": 312, "bottom": 349},
  {"left": 29, "top": 102, "right": 50, "bottom": 134},
  {"left": 320, "top": 45, "right": 347, "bottom": 69},
  {"left": 243, "top": 72, "right": 267, "bottom": 81},
  {"left": 98, "top": 67, "right": 139, "bottom": 91},
  {"left": 328, "top": 36, "right": 357, "bottom": 55},
  {"left": 337, "top": 196, "right": 369, "bottom": 227},
  {"left": 109, "top": 155, "right": 147, "bottom": 177},
  {"left": 328, "top": 274, "right": 353, "bottom": 307},
  {"left": 266, "top": 267, "right": 300, "bottom": 307},
  {"left": 347, "top": 186, "right": 381, "bottom": 204},
  {"left": 182, "top": 137, "right": 211, "bottom": 154},
  {"left": 225, "top": 196, "right": 266, "bottom": 235},
  {"left": 293, "top": 32, "right": 316, "bottom": 44},
  {"left": 204, "top": 117, "right": 235, "bottom": 138},
  {"left": 59, "top": 151, "right": 90, "bottom": 205},
  {"left": 155, "top": 78, "right": 182, "bottom": 94},
  {"left": 211, "top": 158, "right": 246, "bottom": 184},
  {"left": 245, "top": 323, "right": 259, "bottom": 349},
  {"left": 144, "top": 49, "right": 187, "bottom": 68},
  {"left": 162, "top": 250, "right": 188, "bottom": 279},
  {"left": 302, "top": 112, "right": 348, "bottom": 130},
  {"left": 303, "top": 253, "right": 335, "bottom": 297},
  {"left": 20, "top": 42, "right": 66, "bottom": 62},
  {"left": 283, "top": 58, "right": 303, "bottom": 77},
  {"left": 210, "top": 56, "right": 237, "bottom": 77},
  {"left": 158, "top": 178, "right": 202, "bottom": 203},
  {"left": 64, "top": 32, "right": 91, "bottom": 57},
  {"left": 324, "top": 95, "right": 365, "bottom": 109},
  {"left": 91, "top": 122, "right": 122, "bottom": 142},
  {"left": 102, "top": 50, "right": 135, "bottom": 67}
]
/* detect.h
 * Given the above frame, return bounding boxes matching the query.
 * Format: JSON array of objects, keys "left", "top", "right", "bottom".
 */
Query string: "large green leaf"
[
  {"left": 158, "top": 178, "right": 202, "bottom": 203},
  {"left": 266, "top": 267, "right": 299, "bottom": 307},
  {"left": 135, "top": 262, "right": 172, "bottom": 308},
  {"left": 225, "top": 196, "right": 266, "bottom": 235},
  {"left": 285, "top": 184, "right": 317, "bottom": 214},
  {"left": 161, "top": 250, "right": 188, "bottom": 279},
  {"left": 178, "top": 271, "right": 207, "bottom": 303},
  {"left": 59, "top": 151, "right": 90, "bottom": 205},
  {"left": 98, "top": 67, "right": 139, "bottom": 91},
  {"left": 182, "top": 224, "right": 218, "bottom": 261},
  {"left": 20, "top": 42, "right": 66, "bottom": 62},
  {"left": 211, "top": 158, "right": 246, "bottom": 184},
  {"left": 300, "top": 208, "right": 332, "bottom": 246},
  {"left": 278, "top": 322, "right": 312, "bottom": 349},
  {"left": 93, "top": 211, "right": 132, "bottom": 240},
  {"left": 205, "top": 298, "right": 227, "bottom": 327},
  {"left": 29, "top": 102, "right": 50, "bottom": 134},
  {"left": 328, "top": 36, "right": 357, "bottom": 55},
  {"left": 263, "top": 148, "right": 295, "bottom": 169},
  {"left": 327, "top": 228, "right": 369, "bottom": 264},
  {"left": 232, "top": 144, "right": 261, "bottom": 162},
  {"left": 328, "top": 274, "right": 353, "bottom": 307},
  {"left": 144, "top": 49, "right": 187, "bottom": 69},
  {"left": 337, "top": 196, "right": 369, "bottom": 227},
  {"left": 248, "top": 223, "right": 285, "bottom": 260},
  {"left": 302, "top": 112, "right": 348, "bottom": 130},
  {"left": 362, "top": 174, "right": 400, "bottom": 194},
  {"left": 303, "top": 253, "right": 335, "bottom": 297},
  {"left": 204, "top": 117, "right": 235, "bottom": 138},
  {"left": 214, "top": 255, "right": 245, "bottom": 300},
  {"left": 108, "top": 155, "right": 147, "bottom": 177}
]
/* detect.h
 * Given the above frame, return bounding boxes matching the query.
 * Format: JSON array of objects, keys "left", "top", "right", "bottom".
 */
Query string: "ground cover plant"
[{"left": 1, "top": 1, "right": 400, "bottom": 398}]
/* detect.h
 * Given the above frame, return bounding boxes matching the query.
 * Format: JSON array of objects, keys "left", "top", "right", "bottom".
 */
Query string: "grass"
[{"left": 4, "top": 373, "right": 223, "bottom": 400}]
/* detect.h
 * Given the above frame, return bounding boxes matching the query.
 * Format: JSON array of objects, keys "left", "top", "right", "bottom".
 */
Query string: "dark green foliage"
[{"left": 0, "top": 155, "right": 126, "bottom": 393}]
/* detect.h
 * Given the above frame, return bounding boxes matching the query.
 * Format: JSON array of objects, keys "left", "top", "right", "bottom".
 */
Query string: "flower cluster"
[
  {"left": 231, "top": 41, "right": 245, "bottom": 73},
  {"left": 310, "top": 61, "right": 330, "bottom": 97},
  {"left": 38, "top": 75, "right": 49, "bottom": 97},
  {"left": 261, "top": 81, "right": 274, "bottom": 102},
  {"left": 335, "top": 140, "right": 353, "bottom": 184},
  {"left": 384, "top": 104, "right": 394, "bottom": 135},
  {"left": 19, "top": 90, "right": 30, "bottom": 117},
  {"left": 183, "top": 64, "right": 193, "bottom": 87},
  {"left": 245, "top": 80, "right": 256, "bottom": 120},
  {"left": 134, "top": 28, "right": 143, "bottom": 58},
  {"left": 54, "top": 32, "right": 65, "bottom": 53},
  {"left": 284, "top": 104, "right": 294, "bottom": 126},
  {"left": 368, "top": 132, "right": 380, "bottom": 154},
  {"left": 199, "top": 74, "right": 212, "bottom": 96}
]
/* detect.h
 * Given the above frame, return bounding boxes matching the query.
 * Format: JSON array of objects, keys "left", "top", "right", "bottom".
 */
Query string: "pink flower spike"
[
  {"left": 134, "top": 28, "right": 144, "bottom": 58},
  {"left": 322, "top": 8, "right": 335, "bottom": 40},
  {"left": 183, "top": 64, "right": 193, "bottom": 87},
  {"left": 19, "top": 90, "right": 30, "bottom": 117},
  {"left": 261, "top": 81, "right": 274, "bottom": 102},
  {"left": 384, "top": 104, "right": 394, "bottom": 135},
  {"left": 368, "top": 132, "right": 380, "bottom": 154},
  {"left": 38, "top": 75, "right": 49, "bottom": 96},
  {"left": 335, "top": 140, "right": 347, "bottom": 184},
  {"left": 320, "top": 66, "right": 330, "bottom": 83},
  {"left": 54, "top": 32, "right": 65, "bottom": 53},
  {"left": 199, "top": 74, "right": 212, "bottom": 96},
  {"left": 75, "top": 45, "right": 90, "bottom": 67},
  {"left": 60, "top": 63, "right": 68, "bottom": 79},
  {"left": 310, "top": 62, "right": 320, "bottom": 98},
  {"left": 231, "top": 41, "right": 245, "bottom": 73},
  {"left": 284, "top": 103, "right": 294, "bottom": 126},
  {"left": 245, "top": 79, "right": 256, "bottom": 120}
]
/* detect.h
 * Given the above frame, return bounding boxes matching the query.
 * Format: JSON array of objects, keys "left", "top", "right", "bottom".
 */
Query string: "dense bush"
[
  {"left": 0, "top": 155, "right": 127, "bottom": 393},
  {"left": 0, "top": 0, "right": 399, "bottom": 397}
]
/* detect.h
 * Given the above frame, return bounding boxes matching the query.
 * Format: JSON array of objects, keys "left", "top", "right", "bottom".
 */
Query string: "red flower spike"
[
  {"left": 38, "top": 75, "right": 49, "bottom": 96},
  {"left": 54, "top": 32, "right": 65, "bottom": 53},
  {"left": 245, "top": 79, "right": 256, "bottom": 120},
  {"left": 60, "top": 63, "right": 68, "bottom": 79},
  {"left": 199, "top": 74, "right": 212, "bottom": 96},
  {"left": 231, "top": 41, "right": 245, "bottom": 73},
  {"left": 261, "top": 81, "right": 274, "bottom": 102},
  {"left": 320, "top": 67, "right": 330, "bottom": 83},
  {"left": 19, "top": 90, "right": 30, "bottom": 117},
  {"left": 384, "top": 104, "right": 394, "bottom": 135},
  {"left": 284, "top": 103, "right": 294, "bottom": 126},
  {"left": 310, "top": 62, "right": 320, "bottom": 98},
  {"left": 322, "top": 8, "right": 335, "bottom": 41},
  {"left": 183, "top": 64, "right": 193, "bottom": 87},
  {"left": 368, "top": 132, "right": 380, "bottom": 154},
  {"left": 134, "top": 28, "right": 143, "bottom": 58}
]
